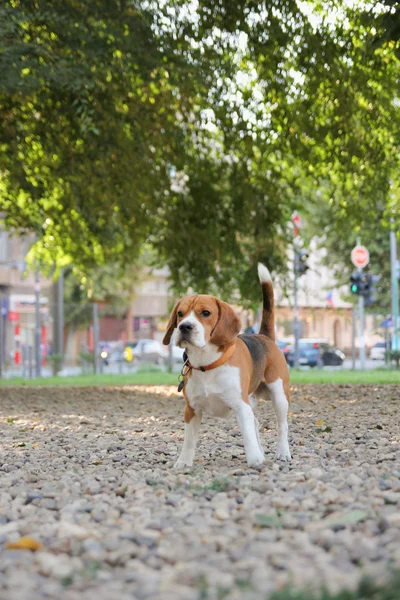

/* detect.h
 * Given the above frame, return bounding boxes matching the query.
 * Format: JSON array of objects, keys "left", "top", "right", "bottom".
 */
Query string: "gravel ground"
[{"left": 0, "top": 384, "right": 399, "bottom": 600}]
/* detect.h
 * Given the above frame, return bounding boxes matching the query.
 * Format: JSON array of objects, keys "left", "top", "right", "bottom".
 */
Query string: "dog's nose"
[{"left": 179, "top": 322, "right": 194, "bottom": 333}]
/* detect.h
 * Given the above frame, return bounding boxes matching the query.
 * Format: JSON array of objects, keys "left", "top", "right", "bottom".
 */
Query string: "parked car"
[
  {"left": 370, "top": 341, "right": 386, "bottom": 360},
  {"left": 286, "top": 339, "right": 345, "bottom": 367},
  {"left": 124, "top": 339, "right": 167, "bottom": 364},
  {"left": 276, "top": 339, "right": 291, "bottom": 362}
]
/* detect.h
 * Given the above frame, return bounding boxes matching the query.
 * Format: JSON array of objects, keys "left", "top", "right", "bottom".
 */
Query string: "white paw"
[
  {"left": 275, "top": 444, "right": 291, "bottom": 462},
  {"left": 173, "top": 457, "right": 194, "bottom": 469},
  {"left": 247, "top": 451, "right": 265, "bottom": 469}
]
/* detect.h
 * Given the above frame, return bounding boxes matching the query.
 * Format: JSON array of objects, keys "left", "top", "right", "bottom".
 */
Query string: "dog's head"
[{"left": 163, "top": 294, "right": 241, "bottom": 349}]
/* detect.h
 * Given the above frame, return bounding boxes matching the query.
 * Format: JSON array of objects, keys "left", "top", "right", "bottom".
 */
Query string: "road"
[{"left": 0, "top": 384, "right": 399, "bottom": 599}]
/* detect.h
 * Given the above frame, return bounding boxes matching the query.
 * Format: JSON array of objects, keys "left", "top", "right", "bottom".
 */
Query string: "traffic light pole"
[
  {"left": 34, "top": 268, "right": 41, "bottom": 378},
  {"left": 390, "top": 225, "right": 399, "bottom": 351},
  {"left": 358, "top": 280, "right": 365, "bottom": 370},
  {"left": 293, "top": 251, "right": 299, "bottom": 368}
]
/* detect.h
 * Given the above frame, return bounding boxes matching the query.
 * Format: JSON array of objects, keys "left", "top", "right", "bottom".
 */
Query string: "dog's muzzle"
[{"left": 177, "top": 321, "right": 194, "bottom": 345}]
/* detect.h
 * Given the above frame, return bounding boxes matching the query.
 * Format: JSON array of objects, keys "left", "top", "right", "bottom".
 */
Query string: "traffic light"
[
  {"left": 295, "top": 249, "right": 309, "bottom": 276},
  {"left": 350, "top": 272, "right": 381, "bottom": 305},
  {"left": 350, "top": 272, "right": 363, "bottom": 295},
  {"left": 364, "top": 274, "right": 381, "bottom": 307}
]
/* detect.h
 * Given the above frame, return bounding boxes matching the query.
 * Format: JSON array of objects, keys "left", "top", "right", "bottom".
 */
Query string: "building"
[
  {"left": 0, "top": 229, "right": 385, "bottom": 369},
  {"left": 0, "top": 229, "right": 53, "bottom": 369},
  {"left": 273, "top": 242, "right": 383, "bottom": 352}
]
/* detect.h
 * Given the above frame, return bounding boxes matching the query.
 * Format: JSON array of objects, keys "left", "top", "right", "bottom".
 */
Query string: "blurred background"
[{"left": 0, "top": 0, "right": 399, "bottom": 378}]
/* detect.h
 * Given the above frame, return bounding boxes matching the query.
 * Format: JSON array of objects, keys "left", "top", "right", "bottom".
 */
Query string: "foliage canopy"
[{"left": 1, "top": 0, "right": 399, "bottom": 304}]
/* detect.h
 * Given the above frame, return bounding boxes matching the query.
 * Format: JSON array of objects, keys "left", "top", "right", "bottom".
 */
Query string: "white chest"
[{"left": 185, "top": 365, "right": 242, "bottom": 418}]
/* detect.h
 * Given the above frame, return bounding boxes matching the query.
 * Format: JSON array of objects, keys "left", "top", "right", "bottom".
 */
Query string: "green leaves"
[{"left": 1, "top": 1, "right": 399, "bottom": 305}]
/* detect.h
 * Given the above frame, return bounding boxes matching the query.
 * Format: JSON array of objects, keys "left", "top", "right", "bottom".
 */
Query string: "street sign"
[
  {"left": 291, "top": 211, "right": 302, "bottom": 237},
  {"left": 351, "top": 245, "right": 370, "bottom": 269}
]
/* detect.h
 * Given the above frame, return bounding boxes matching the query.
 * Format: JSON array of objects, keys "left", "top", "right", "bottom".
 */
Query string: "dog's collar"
[
  {"left": 187, "top": 342, "right": 236, "bottom": 372},
  {"left": 178, "top": 343, "right": 236, "bottom": 392}
]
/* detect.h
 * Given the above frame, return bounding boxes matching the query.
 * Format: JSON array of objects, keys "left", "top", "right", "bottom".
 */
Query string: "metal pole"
[
  {"left": 355, "top": 238, "right": 365, "bottom": 370},
  {"left": 169, "top": 342, "right": 173, "bottom": 373},
  {"left": 93, "top": 303, "right": 99, "bottom": 375},
  {"left": 358, "top": 290, "right": 365, "bottom": 370},
  {"left": 293, "top": 251, "right": 299, "bottom": 368},
  {"left": 28, "top": 345, "right": 33, "bottom": 378},
  {"left": 0, "top": 301, "right": 3, "bottom": 378},
  {"left": 390, "top": 225, "right": 399, "bottom": 351},
  {"left": 34, "top": 268, "right": 41, "bottom": 377},
  {"left": 351, "top": 306, "right": 356, "bottom": 370},
  {"left": 58, "top": 269, "right": 64, "bottom": 356},
  {"left": 22, "top": 345, "right": 27, "bottom": 378}
]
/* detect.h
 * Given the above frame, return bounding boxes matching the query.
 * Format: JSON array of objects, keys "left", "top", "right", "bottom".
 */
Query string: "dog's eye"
[
  {"left": 177, "top": 311, "right": 183, "bottom": 318},
  {"left": 201, "top": 310, "right": 211, "bottom": 317}
]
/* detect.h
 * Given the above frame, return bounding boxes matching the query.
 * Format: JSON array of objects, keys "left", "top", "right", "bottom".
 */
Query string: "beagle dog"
[{"left": 163, "top": 264, "right": 291, "bottom": 469}]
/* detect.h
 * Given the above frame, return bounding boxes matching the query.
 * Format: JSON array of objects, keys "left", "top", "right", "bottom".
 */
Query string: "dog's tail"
[{"left": 257, "top": 263, "right": 275, "bottom": 340}]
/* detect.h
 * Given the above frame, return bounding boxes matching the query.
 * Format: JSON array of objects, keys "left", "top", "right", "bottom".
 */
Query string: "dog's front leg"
[
  {"left": 174, "top": 408, "right": 202, "bottom": 468},
  {"left": 235, "top": 401, "right": 265, "bottom": 468}
]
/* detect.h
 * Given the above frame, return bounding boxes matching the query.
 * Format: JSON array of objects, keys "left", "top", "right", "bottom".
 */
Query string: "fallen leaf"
[
  {"left": 15, "top": 442, "right": 26, "bottom": 447},
  {"left": 288, "top": 412, "right": 293, "bottom": 417},
  {"left": 315, "top": 419, "right": 324, "bottom": 426},
  {"left": 92, "top": 461, "right": 103, "bottom": 465},
  {"left": 331, "top": 404, "right": 337, "bottom": 409},
  {"left": 325, "top": 510, "right": 368, "bottom": 528},
  {"left": 6, "top": 537, "right": 44, "bottom": 551},
  {"left": 376, "top": 425, "right": 383, "bottom": 430},
  {"left": 255, "top": 513, "right": 282, "bottom": 528}
]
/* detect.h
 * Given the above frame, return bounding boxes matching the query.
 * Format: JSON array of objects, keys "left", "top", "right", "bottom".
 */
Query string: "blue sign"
[
  {"left": 1, "top": 297, "right": 8, "bottom": 318},
  {"left": 381, "top": 316, "right": 400, "bottom": 328}
]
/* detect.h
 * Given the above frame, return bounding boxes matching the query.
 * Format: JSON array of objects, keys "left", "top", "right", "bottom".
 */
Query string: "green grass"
[
  {"left": 289, "top": 368, "right": 400, "bottom": 385},
  {"left": 0, "top": 367, "right": 399, "bottom": 387},
  {"left": 0, "top": 370, "right": 178, "bottom": 387},
  {"left": 269, "top": 571, "right": 400, "bottom": 600}
]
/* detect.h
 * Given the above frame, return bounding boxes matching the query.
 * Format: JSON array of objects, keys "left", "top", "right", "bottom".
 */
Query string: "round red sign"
[{"left": 351, "top": 245, "right": 370, "bottom": 269}]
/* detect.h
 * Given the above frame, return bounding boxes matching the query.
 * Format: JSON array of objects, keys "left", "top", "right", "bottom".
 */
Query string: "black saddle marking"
[{"left": 238, "top": 334, "right": 267, "bottom": 369}]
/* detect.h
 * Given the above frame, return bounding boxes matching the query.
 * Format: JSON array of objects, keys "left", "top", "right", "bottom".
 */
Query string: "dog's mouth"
[
  {"left": 177, "top": 333, "right": 192, "bottom": 347},
  {"left": 177, "top": 333, "right": 205, "bottom": 349}
]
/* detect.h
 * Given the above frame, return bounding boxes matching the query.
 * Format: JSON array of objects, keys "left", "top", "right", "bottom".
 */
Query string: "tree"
[
  {"left": 1, "top": 0, "right": 400, "bottom": 306},
  {"left": 0, "top": 0, "right": 214, "bottom": 268}
]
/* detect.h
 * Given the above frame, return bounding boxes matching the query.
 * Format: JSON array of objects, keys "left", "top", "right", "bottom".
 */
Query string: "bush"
[
  {"left": 47, "top": 353, "right": 63, "bottom": 376},
  {"left": 78, "top": 350, "right": 95, "bottom": 373},
  {"left": 385, "top": 350, "right": 400, "bottom": 368}
]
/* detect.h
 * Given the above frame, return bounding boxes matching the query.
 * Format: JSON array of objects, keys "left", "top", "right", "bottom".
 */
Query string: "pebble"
[{"left": 0, "top": 384, "right": 398, "bottom": 600}]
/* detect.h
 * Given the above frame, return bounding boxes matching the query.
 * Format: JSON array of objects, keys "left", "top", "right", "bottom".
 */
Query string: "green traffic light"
[{"left": 351, "top": 284, "right": 358, "bottom": 293}]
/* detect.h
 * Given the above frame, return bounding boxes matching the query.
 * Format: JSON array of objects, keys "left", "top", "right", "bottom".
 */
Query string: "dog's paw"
[
  {"left": 247, "top": 451, "right": 265, "bottom": 469},
  {"left": 275, "top": 444, "right": 292, "bottom": 462},
  {"left": 173, "top": 458, "right": 194, "bottom": 469}
]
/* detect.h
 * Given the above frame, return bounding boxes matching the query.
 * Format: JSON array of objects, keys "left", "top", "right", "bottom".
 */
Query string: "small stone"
[
  {"left": 43, "top": 498, "right": 58, "bottom": 511},
  {"left": 347, "top": 473, "right": 363, "bottom": 487},
  {"left": 215, "top": 508, "right": 230, "bottom": 520},
  {"left": 309, "top": 467, "right": 324, "bottom": 479}
]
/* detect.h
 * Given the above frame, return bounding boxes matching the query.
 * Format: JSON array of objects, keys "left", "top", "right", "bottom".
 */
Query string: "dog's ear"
[
  {"left": 163, "top": 301, "right": 180, "bottom": 345},
  {"left": 210, "top": 299, "right": 241, "bottom": 347}
]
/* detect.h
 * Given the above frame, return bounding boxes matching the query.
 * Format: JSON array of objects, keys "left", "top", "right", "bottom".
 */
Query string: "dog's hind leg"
[
  {"left": 235, "top": 400, "right": 265, "bottom": 468},
  {"left": 266, "top": 378, "right": 291, "bottom": 461}
]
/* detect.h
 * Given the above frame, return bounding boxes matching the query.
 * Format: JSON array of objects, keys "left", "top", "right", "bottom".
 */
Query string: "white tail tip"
[{"left": 258, "top": 263, "right": 271, "bottom": 283}]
